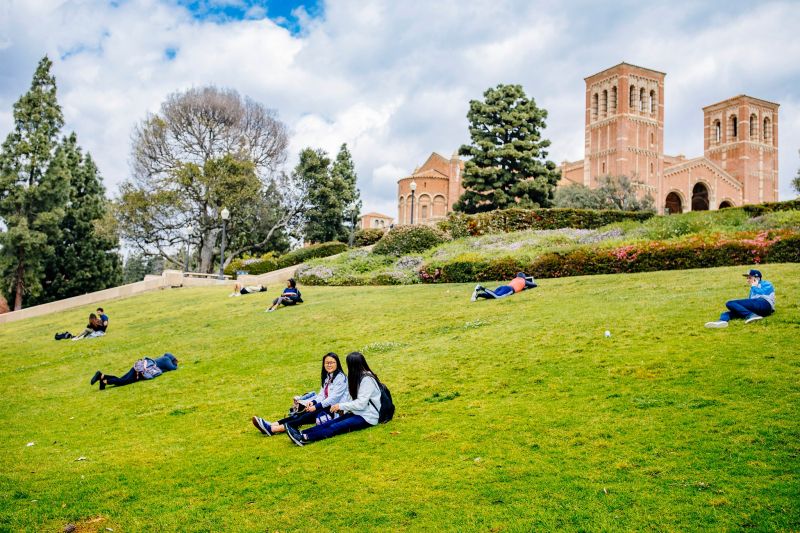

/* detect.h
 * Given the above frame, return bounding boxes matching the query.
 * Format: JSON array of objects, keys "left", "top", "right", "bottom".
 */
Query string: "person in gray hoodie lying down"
[
  {"left": 285, "top": 351, "right": 381, "bottom": 446},
  {"left": 252, "top": 352, "right": 348, "bottom": 435}
]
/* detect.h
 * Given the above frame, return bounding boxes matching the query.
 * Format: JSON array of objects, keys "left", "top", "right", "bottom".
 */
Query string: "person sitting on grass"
[
  {"left": 252, "top": 352, "right": 348, "bottom": 436},
  {"left": 229, "top": 283, "right": 267, "bottom": 297},
  {"left": 96, "top": 308, "right": 109, "bottom": 332},
  {"left": 90, "top": 353, "right": 179, "bottom": 390},
  {"left": 471, "top": 272, "right": 537, "bottom": 302},
  {"left": 71, "top": 313, "right": 105, "bottom": 340},
  {"left": 266, "top": 278, "right": 303, "bottom": 312},
  {"left": 705, "top": 269, "right": 776, "bottom": 328},
  {"left": 285, "top": 352, "right": 381, "bottom": 447}
]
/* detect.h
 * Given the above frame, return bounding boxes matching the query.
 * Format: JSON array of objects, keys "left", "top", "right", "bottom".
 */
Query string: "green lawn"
[{"left": 1, "top": 265, "right": 799, "bottom": 531}]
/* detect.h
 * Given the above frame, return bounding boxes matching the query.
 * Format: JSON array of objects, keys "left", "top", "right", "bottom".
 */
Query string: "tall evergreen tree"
[
  {"left": 32, "top": 134, "right": 122, "bottom": 305},
  {"left": 455, "top": 84, "right": 561, "bottom": 213},
  {"left": 0, "top": 56, "right": 67, "bottom": 310},
  {"left": 295, "top": 148, "right": 339, "bottom": 243},
  {"left": 331, "top": 143, "right": 361, "bottom": 242}
]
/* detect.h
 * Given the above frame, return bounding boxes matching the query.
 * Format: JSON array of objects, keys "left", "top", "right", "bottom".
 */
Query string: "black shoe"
[
  {"left": 285, "top": 425, "right": 305, "bottom": 447},
  {"left": 99, "top": 381, "right": 106, "bottom": 390},
  {"left": 90, "top": 371, "right": 102, "bottom": 385}
]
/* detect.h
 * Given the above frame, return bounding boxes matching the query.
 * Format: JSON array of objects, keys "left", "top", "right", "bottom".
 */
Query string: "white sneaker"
[
  {"left": 745, "top": 315, "right": 763, "bottom": 324},
  {"left": 471, "top": 285, "right": 481, "bottom": 302},
  {"left": 705, "top": 321, "right": 729, "bottom": 328}
]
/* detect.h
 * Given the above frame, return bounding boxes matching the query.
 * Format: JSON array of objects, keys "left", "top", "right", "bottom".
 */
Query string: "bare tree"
[{"left": 118, "top": 86, "right": 295, "bottom": 273}]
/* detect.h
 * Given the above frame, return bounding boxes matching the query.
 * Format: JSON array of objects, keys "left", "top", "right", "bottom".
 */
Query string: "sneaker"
[
  {"left": 90, "top": 371, "right": 102, "bottom": 386},
  {"left": 745, "top": 314, "right": 763, "bottom": 324},
  {"left": 705, "top": 321, "right": 729, "bottom": 328},
  {"left": 471, "top": 284, "right": 482, "bottom": 302},
  {"left": 251, "top": 416, "right": 274, "bottom": 436},
  {"left": 99, "top": 381, "right": 106, "bottom": 390},
  {"left": 285, "top": 425, "right": 305, "bottom": 447},
  {"left": 266, "top": 308, "right": 275, "bottom": 313}
]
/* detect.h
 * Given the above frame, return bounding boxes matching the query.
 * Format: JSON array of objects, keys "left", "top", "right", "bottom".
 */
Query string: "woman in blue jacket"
[
  {"left": 285, "top": 352, "right": 382, "bottom": 446},
  {"left": 252, "top": 352, "right": 348, "bottom": 435},
  {"left": 266, "top": 278, "right": 302, "bottom": 312},
  {"left": 705, "top": 269, "right": 776, "bottom": 328}
]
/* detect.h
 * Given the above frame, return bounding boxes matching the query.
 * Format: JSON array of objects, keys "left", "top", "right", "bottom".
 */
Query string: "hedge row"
[
  {"left": 437, "top": 207, "right": 654, "bottom": 238},
  {"left": 418, "top": 231, "right": 800, "bottom": 283},
  {"left": 225, "top": 241, "right": 348, "bottom": 277},
  {"left": 742, "top": 199, "right": 800, "bottom": 216},
  {"left": 372, "top": 225, "right": 450, "bottom": 256}
]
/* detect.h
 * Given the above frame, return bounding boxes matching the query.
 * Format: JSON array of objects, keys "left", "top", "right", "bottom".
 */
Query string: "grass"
[{"left": 1, "top": 264, "right": 799, "bottom": 531}]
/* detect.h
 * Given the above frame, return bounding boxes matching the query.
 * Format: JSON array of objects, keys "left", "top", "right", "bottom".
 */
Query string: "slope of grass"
[{"left": 1, "top": 265, "right": 799, "bottom": 531}]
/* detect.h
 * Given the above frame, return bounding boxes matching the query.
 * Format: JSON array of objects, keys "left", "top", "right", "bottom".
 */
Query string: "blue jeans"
[
  {"left": 278, "top": 406, "right": 333, "bottom": 430},
  {"left": 720, "top": 298, "right": 773, "bottom": 321},
  {"left": 477, "top": 285, "right": 514, "bottom": 299},
  {"left": 105, "top": 367, "right": 138, "bottom": 387},
  {"left": 300, "top": 413, "right": 371, "bottom": 443}
]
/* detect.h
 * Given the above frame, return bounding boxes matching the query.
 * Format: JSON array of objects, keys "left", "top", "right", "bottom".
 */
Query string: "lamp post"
[
  {"left": 184, "top": 224, "right": 194, "bottom": 272},
  {"left": 218, "top": 208, "right": 230, "bottom": 280},
  {"left": 409, "top": 180, "right": 417, "bottom": 225}
]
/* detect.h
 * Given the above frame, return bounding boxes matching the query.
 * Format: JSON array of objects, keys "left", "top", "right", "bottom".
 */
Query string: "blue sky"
[{"left": 0, "top": 0, "right": 798, "bottom": 219}]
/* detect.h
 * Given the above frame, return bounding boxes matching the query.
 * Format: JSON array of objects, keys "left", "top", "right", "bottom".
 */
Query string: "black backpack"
[{"left": 368, "top": 378, "right": 395, "bottom": 424}]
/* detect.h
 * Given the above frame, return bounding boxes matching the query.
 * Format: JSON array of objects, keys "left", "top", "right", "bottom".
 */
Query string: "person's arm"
[
  {"left": 336, "top": 377, "right": 377, "bottom": 413},
  {"left": 319, "top": 373, "right": 348, "bottom": 409}
]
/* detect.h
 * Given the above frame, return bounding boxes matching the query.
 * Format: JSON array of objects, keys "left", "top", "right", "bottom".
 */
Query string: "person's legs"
[
  {"left": 493, "top": 285, "right": 515, "bottom": 298},
  {"left": 724, "top": 298, "right": 772, "bottom": 321},
  {"left": 103, "top": 367, "right": 138, "bottom": 387},
  {"left": 300, "top": 413, "right": 371, "bottom": 443},
  {"left": 275, "top": 409, "right": 319, "bottom": 432}
]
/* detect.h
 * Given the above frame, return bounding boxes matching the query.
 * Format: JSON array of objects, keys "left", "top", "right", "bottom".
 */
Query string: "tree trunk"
[
  {"left": 198, "top": 229, "right": 218, "bottom": 273},
  {"left": 14, "top": 256, "right": 24, "bottom": 311}
]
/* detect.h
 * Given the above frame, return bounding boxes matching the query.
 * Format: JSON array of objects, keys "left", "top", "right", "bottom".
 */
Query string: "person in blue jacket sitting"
[
  {"left": 705, "top": 269, "right": 776, "bottom": 328},
  {"left": 266, "top": 278, "right": 303, "bottom": 312}
]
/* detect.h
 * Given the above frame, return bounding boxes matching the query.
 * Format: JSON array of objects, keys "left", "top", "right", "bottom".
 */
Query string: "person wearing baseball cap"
[{"left": 705, "top": 269, "right": 775, "bottom": 328}]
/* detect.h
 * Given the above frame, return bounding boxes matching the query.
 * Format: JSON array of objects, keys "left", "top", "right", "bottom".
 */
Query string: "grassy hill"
[{"left": 1, "top": 264, "right": 799, "bottom": 531}]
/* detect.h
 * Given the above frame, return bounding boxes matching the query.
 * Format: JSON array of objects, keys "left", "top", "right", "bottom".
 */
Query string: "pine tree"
[
  {"left": 0, "top": 56, "right": 67, "bottom": 310},
  {"left": 455, "top": 84, "right": 561, "bottom": 213},
  {"left": 295, "top": 148, "right": 339, "bottom": 243},
  {"left": 331, "top": 143, "right": 361, "bottom": 242},
  {"left": 32, "top": 134, "right": 122, "bottom": 305}
]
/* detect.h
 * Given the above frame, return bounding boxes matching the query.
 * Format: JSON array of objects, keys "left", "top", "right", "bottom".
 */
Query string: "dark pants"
[
  {"left": 273, "top": 296, "right": 297, "bottom": 306},
  {"left": 720, "top": 298, "right": 773, "bottom": 321},
  {"left": 154, "top": 353, "right": 178, "bottom": 371},
  {"left": 277, "top": 407, "right": 331, "bottom": 430},
  {"left": 477, "top": 285, "right": 514, "bottom": 299},
  {"left": 104, "top": 367, "right": 139, "bottom": 387},
  {"left": 301, "top": 413, "right": 371, "bottom": 443}
]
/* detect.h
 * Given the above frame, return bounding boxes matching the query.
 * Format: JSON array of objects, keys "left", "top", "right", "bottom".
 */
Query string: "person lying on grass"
[
  {"left": 705, "top": 269, "right": 775, "bottom": 328},
  {"left": 285, "top": 352, "right": 381, "bottom": 447},
  {"left": 71, "top": 313, "right": 105, "bottom": 340},
  {"left": 90, "top": 353, "right": 178, "bottom": 390},
  {"left": 229, "top": 283, "right": 267, "bottom": 297},
  {"left": 252, "top": 352, "right": 348, "bottom": 436},
  {"left": 471, "top": 272, "right": 537, "bottom": 302},
  {"left": 266, "top": 278, "right": 303, "bottom": 312}
]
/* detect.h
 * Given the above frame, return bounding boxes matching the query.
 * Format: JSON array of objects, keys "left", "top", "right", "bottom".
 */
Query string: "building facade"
[
  {"left": 359, "top": 212, "right": 393, "bottom": 230},
  {"left": 559, "top": 62, "right": 779, "bottom": 214},
  {"left": 397, "top": 152, "right": 465, "bottom": 225}
]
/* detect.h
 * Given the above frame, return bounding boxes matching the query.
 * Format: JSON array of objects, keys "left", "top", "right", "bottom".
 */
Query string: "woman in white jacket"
[{"left": 286, "top": 352, "right": 381, "bottom": 446}]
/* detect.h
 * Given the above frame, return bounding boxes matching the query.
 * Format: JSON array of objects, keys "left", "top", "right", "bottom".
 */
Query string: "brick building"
[
  {"left": 397, "top": 152, "right": 465, "bottom": 225},
  {"left": 559, "top": 62, "right": 779, "bottom": 214},
  {"left": 359, "top": 212, "right": 393, "bottom": 230}
]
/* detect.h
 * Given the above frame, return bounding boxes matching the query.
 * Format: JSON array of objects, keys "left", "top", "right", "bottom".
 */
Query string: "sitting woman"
[
  {"left": 285, "top": 352, "right": 381, "bottom": 446},
  {"left": 266, "top": 278, "right": 303, "bottom": 312},
  {"left": 90, "top": 353, "right": 179, "bottom": 390},
  {"left": 471, "top": 272, "right": 537, "bottom": 301},
  {"left": 229, "top": 283, "right": 267, "bottom": 297},
  {"left": 252, "top": 352, "right": 348, "bottom": 436},
  {"left": 71, "top": 313, "right": 105, "bottom": 340}
]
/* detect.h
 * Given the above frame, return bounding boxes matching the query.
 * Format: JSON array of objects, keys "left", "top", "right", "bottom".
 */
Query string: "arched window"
[
  {"left": 601, "top": 89, "right": 608, "bottom": 118},
  {"left": 610, "top": 86, "right": 617, "bottom": 114},
  {"left": 421, "top": 205, "right": 428, "bottom": 220},
  {"left": 714, "top": 120, "right": 721, "bottom": 143},
  {"left": 691, "top": 183, "right": 709, "bottom": 211},
  {"left": 731, "top": 115, "right": 738, "bottom": 140},
  {"left": 602, "top": 161, "right": 606, "bottom": 174},
  {"left": 665, "top": 192, "right": 682, "bottom": 215},
  {"left": 649, "top": 90, "right": 656, "bottom": 114},
  {"left": 591, "top": 93, "right": 598, "bottom": 121},
  {"left": 639, "top": 88, "right": 646, "bottom": 112},
  {"left": 629, "top": 85, "right": 636, "bottom": 109},
  {"left": 749, "top": 114, "right": 757, "bottom": 139},
  {"left": 650, "top": 162, "right": 654, "bottom": 175},
  {"left": 719, "top": 201, "right": 733, "bottom": 209},
  {"left": 650, "top": 131, "right": 654, "bottom": 145},
  {"left": 398, "top": 198, "right": 405, "bottom": 224},
  {"left": 763, "top": 117, "right": 772, "bottom": 144}
]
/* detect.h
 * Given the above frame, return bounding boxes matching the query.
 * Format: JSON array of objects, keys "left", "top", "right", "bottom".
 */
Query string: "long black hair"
[
  {"left": 288, "top": 278, "right": 297, "bottom": 288},
  {"left": 345, "top": 351, "right": 378, "bottom": 399},
  {"left": 320, "top": 352, "right": 344, "bottom": 387}
]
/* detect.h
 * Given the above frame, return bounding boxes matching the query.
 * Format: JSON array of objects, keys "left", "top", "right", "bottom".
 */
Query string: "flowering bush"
[
  {"left": 353, "top": 228, "right": 385, "bottom": 247},
  {"left": 372, "top": 225, "right": 450, "bottom": 256}
]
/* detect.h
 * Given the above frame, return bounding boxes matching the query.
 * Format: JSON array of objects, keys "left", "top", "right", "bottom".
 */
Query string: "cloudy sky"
[{"left": 1, "top": 0, "right": 799, "bottom": 219}]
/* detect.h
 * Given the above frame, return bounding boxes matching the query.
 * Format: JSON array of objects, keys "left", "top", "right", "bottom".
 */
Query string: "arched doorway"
[
  {"left": 719, "top": 200, "right": 733, "bottom": 209},
  {"left": 691, "top": 183, "right": 709, "bottom": 211},
  {"left": 665, "top": 192, "right": 682, "bottom": 215}
]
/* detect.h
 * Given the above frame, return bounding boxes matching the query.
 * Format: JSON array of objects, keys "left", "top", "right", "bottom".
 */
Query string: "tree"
[
  {"left": 295, "top": 148, "right": 337, "bottom": 243},
  {"left": 122, "top": 252, "right": 164, "bottom": 284},
  {"left": 554, "top": 176, "right": 654, "bottom": 212},
  {"left": 118, "top": 86, "right": 299, "bottom": 273},
  {"left": 554, "top": 183, "right": 605, "bottom": 210},
  {"left": 331, "top": 143, "right": 361, "bottom": 243},
  {"left": 792, "top": 149, "right": 800, "bottom": 196},
  {"left": 455, "top": 84, "right": 561, "bottom": 213},
  {"left": 0, "top": 56, "right": 67, "bottom": 310},
  {"left": 31, "top": 134, "right": 122, "bottom": 305}
]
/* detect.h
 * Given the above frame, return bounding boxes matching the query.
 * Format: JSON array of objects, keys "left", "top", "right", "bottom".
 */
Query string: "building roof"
[
  {"left": 398, "top": 151, "right": 464, "bottom": 183},
  {"left": 585, "top": 62, "right": 666, "bottom": 81},
  {"left": 702, "top": 94, "right": 780, "bottom": 111},
  {"left": 361, "top": 212, "right": 393, "bottom": 219},
  {"left": 663, "top": 156, "right": 742, "bottom": 190}
]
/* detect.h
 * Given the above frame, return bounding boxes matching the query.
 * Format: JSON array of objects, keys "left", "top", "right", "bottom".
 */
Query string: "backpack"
[
  {"left": 54, "top": 331, "right": 73, "bottom": 340},
  {"left": 134, "top": 357, "right": 162, "bottom": 380},
  {"left": 368, "top": 378, "right": 395, "bottom": 424}
]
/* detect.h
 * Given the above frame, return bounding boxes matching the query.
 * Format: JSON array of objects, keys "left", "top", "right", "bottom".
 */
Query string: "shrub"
[
  {"left": 372, "top": 225, "right": 450, "bottom": 256},
  {"left": 276, "top": 241, "right": 348, "bottom": 269},
  {"left": 224, "top": 252, "right": 279, "bottom": 276},
  {"left": 742, "top": 199, "right": 800, "bottom": 216},
  {"left": 438, "top": 207, "right": 653, "bottom": 238},
  {"left": 353, "top": 228, "right": 386, "bottom": 247}
]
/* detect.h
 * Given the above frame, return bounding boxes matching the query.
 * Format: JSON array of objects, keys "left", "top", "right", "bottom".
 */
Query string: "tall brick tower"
[
  {"left": 702, "top": 95, "right": 779, "bottom": 204},
  {"left": 583, "top": 63, "right": 665, "bottom": 201}
]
